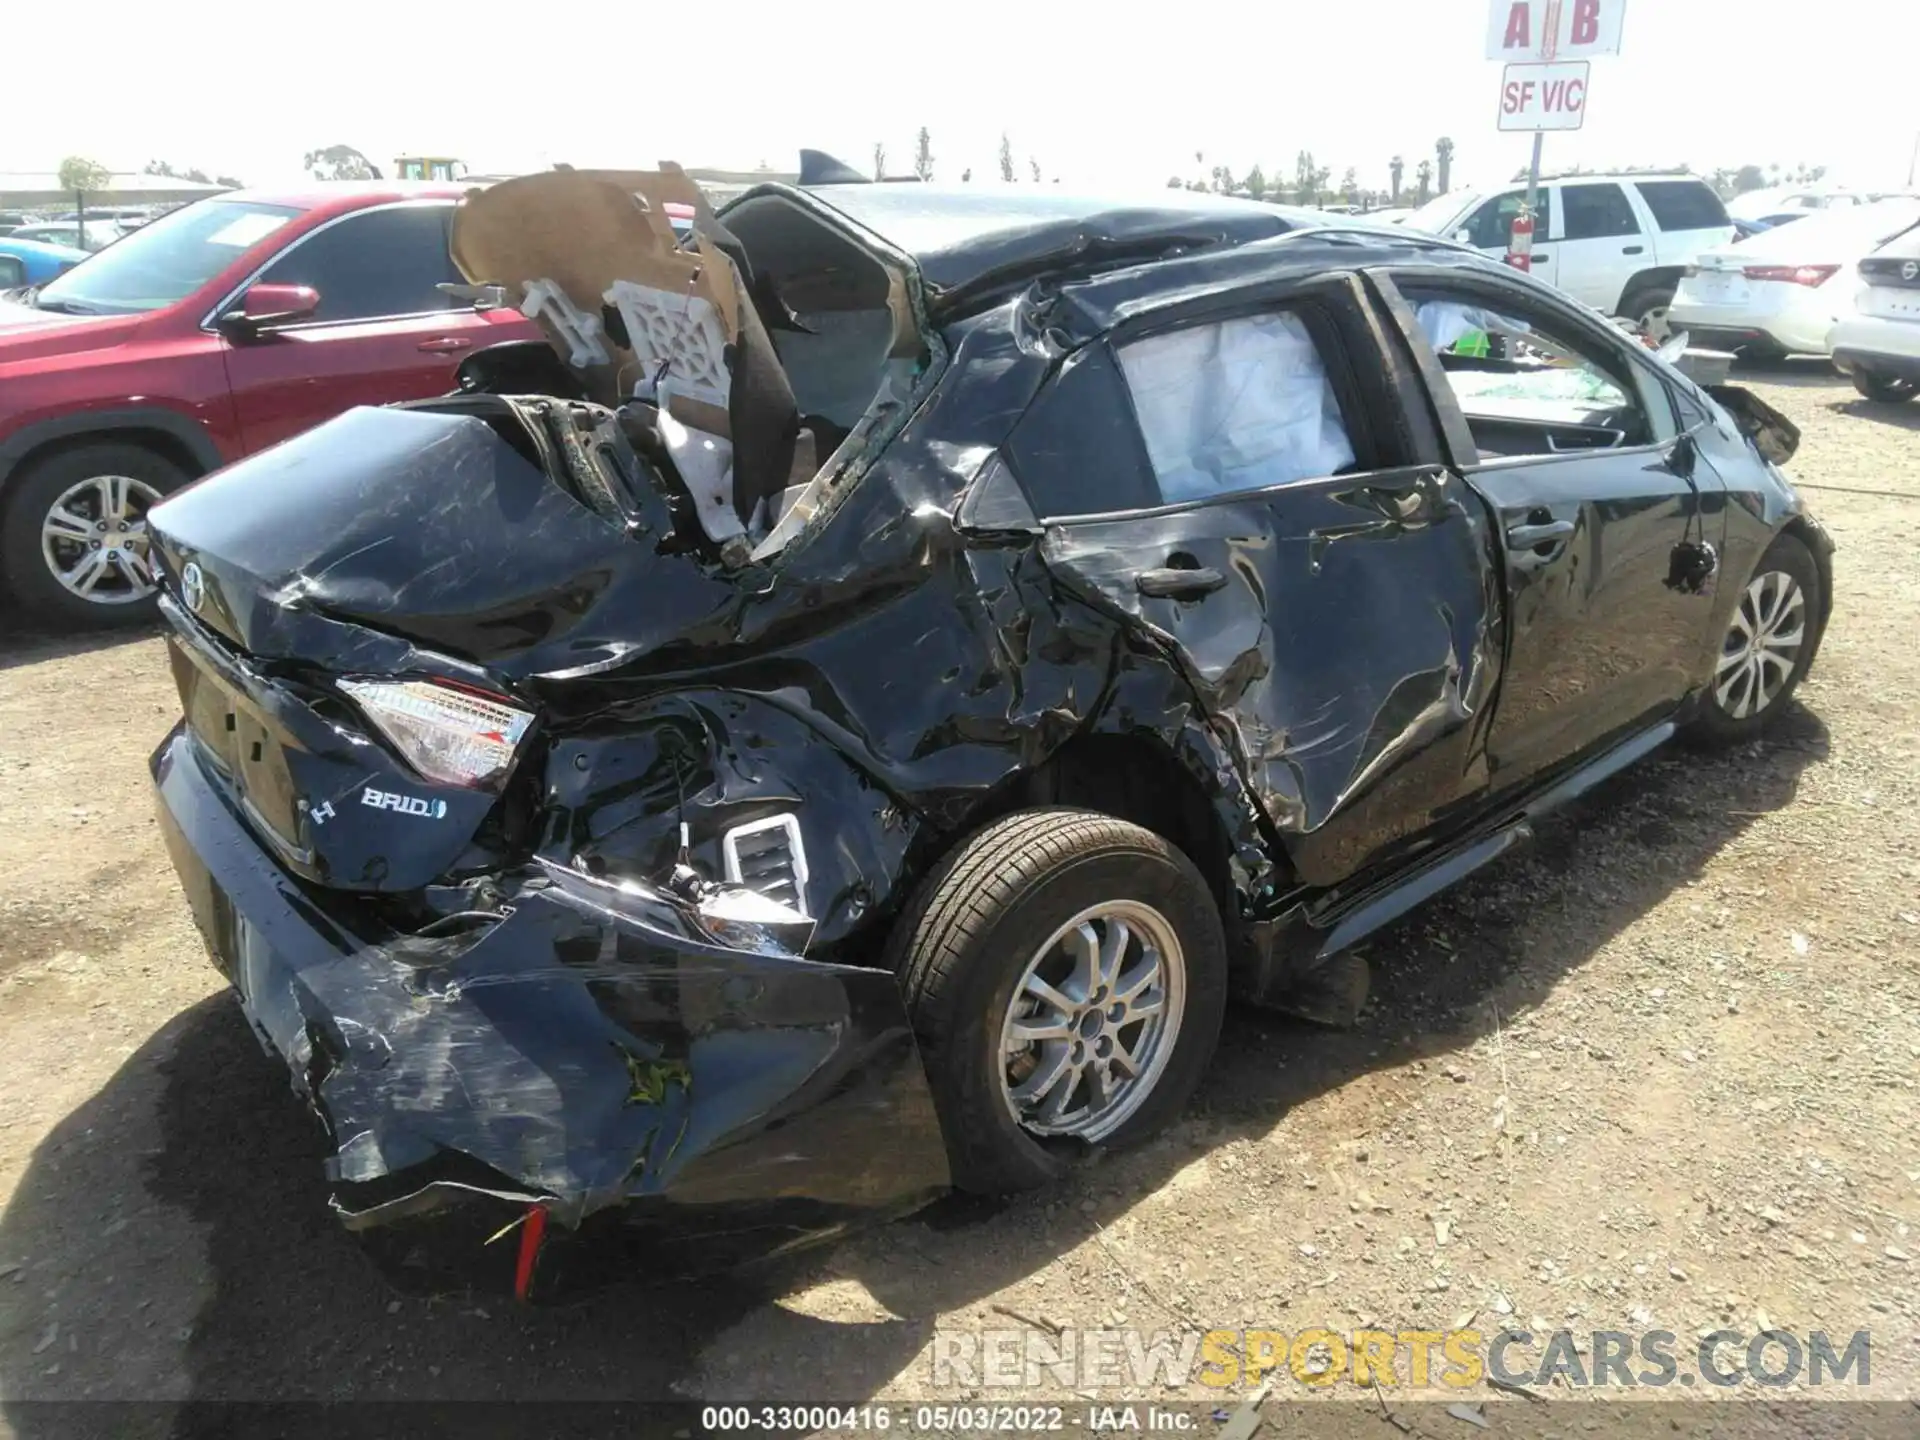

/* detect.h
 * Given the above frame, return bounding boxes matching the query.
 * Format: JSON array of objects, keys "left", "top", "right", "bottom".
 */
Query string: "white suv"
[{"left": 1401, "top": 174, "right": 1734, "bottom": 337}]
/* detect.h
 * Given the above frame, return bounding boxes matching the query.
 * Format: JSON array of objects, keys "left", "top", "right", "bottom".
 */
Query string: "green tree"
[
  {"left": 913, "top": 127, "right": 935, "bottom": 182},
  {"left": 1029, "top": 157, "right": 1042, "bottom": 183},
  {"left": 1436, "top": 136, "right": 1455, "bottom": 195},
  {"left": 1389, "top": 154, "right": 1405, "bottom": 202},
  {"left": 1415, "top": 158, "right": 1433, "bottom": 203},
  {"left": 303, "top": 145, "right": 380, "bottom": 181},
  {"left": 214, "top": 174, "right": 245, "bottom": 190},
  {"left": 1340, "top": 167, "right": 1359, "bottom": 205},
  {"left": 58, "top": 156, "right": 112, "bottom": 248},
  {"left": 1732, "top": 164, "right": 1767, "bottom": 194},
  {"left": 1167, "top": 175, "right": 1186, "bottom": 189},
  {"left": 999, "top": 133, "right": 1016, "bottom": 183},
  {"left": 143, "top": 159, "right": 179, "bottom": 178},
  {"left": 1245, "top": 164, "right": 1267, "bottom": 201},
  {"left": 872, "top": 142, "right": 887, "bottom": 181}
]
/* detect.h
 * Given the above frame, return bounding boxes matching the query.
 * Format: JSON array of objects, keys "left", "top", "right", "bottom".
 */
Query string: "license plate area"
[
  {"left": 1690, "top": 271, "right": 1746, "bottom": 305},
  {"left": 167, "top": 637, "right": 305, "bottom": 855},
  {"left": 1864, "top": 286, "right": 1920, "bottom": 321}
]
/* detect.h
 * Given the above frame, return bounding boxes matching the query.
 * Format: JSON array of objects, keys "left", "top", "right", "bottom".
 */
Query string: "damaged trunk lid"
[{"left": 148, "top": 398, "right": 738, "bottom": 678}]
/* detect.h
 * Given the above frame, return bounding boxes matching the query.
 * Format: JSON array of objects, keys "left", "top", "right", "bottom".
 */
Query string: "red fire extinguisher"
[{"left": 1505, "top": 207, "right": 1535, "bottom": 272}]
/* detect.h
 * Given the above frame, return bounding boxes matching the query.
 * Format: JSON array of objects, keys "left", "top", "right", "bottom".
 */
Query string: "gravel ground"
[{"left": 0, "top": 365, "right": 1914, "bottom": 1437}]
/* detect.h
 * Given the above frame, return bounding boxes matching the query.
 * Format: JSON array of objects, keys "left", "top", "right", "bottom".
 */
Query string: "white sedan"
[
  {"left": 1830, "top": 226, "right": 1920, "bottom": 402},
  {"left": 1670, "top": 198, "right": 1920, "bottom": 357}
]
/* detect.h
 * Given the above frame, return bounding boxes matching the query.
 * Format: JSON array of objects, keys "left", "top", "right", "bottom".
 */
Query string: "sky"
[{"left": 6, "top": 0, "right": 1917, "bottom": 197}]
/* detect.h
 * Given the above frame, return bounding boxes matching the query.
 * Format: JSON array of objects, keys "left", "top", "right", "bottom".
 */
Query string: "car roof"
[
  {"left": 780, "top": 184, "right": 1309, "bottom": 303},
  {"left": 183, "top": 181, "right": 473, "bottom": 215}
]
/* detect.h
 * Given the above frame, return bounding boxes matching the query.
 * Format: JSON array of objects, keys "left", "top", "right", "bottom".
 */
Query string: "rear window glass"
[
  {"left": 1117, "top": 312, "right": 1355, "bottom": 505},
  {"left": 1637, "top": 181, "right": 1730, "bottom": 232}
]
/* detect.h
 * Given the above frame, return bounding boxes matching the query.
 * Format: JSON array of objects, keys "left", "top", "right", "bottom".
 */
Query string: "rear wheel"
[
  {"left": 888, "top": 809, "right": 1227, "bottom": 1194},
  {"left": 1625, "top": 283, "right": 1677, "bottom": 344},
  {"left": 1690, "top": 533, "right": 1822, "bottom": 745},
  {"left": 1852, "top": 371, "right": 1918, "bottom": 404},
  {"left": 1, "top": 443, "right": 187, "bottom": 629}
]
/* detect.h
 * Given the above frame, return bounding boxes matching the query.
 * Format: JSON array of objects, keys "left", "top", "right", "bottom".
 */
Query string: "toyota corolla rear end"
[{"left": 145, "top": 388, "right": 949, "bottom": 1298}]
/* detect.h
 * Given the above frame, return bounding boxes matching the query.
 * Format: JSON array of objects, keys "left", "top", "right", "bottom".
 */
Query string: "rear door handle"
[
  {"left": 1507, "top": 519, "right": 1576, "bottom": 550},
  {"left": 1623, "top": 244, "right": 1645, "bottom": 255},
  {"left": 1137, "top": 566, "right": 1227, "bottom": 599},
  {"left": 417, "top": 337, "right": 473, "bottom": 354}
]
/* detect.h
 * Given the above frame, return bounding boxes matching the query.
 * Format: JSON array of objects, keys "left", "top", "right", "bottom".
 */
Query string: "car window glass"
[
  {"left": 1116, "top": 310, "right": 1356, "bottom": 505},
  {"left": 1463, "top": 191, "right": 1527, "bottom": 249},
  {"left": 1636, "top": 180, "right": 1729, "bottom": 232},
  {"left": 256, "top": 205, "right": 461, "bottom": 323},
  {"left": 1558, "top": 183, "right": 1639, "bottom": 240},
  {"left": 1409, "top": 291, "right": 1674, "bottom": 458},
  {"left": 36, "top": 199, "right": 300, "bottom": 315}
]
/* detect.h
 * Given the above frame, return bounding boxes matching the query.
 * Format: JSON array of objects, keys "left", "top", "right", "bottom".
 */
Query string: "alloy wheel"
[
  {"left": 1714, "top": 568, "right": 1806, "bottom": 720},
  {"left": 39, "top": 474, "right": 163, "bottom": 606},
  {"left": 1637, "top": 303, "right": 1672, "bottom": 345},
  {"left": 998, "top": 900, "right": 1186, "bottom": 1142}
]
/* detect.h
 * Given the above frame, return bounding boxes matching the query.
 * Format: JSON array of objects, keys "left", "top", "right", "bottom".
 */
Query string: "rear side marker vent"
[{"left": 721, "top": 814, "right": 810, "bottom": 918}]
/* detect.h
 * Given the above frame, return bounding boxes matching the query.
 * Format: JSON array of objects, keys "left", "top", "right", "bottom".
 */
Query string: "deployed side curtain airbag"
[{"left": 1118, "top": 312, "right": 1355, "bottom": 505}]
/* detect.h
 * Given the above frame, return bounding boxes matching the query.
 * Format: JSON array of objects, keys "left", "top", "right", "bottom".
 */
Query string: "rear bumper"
[
  {"left": 1832, "top": 348, "right": 1920, "bottom": 383},
  {"left": 151, "top": 725, "right": 950, "bottom": 1296},
  {"left": 1830, "top": 314, "right": 1920, "bottom": 378}
]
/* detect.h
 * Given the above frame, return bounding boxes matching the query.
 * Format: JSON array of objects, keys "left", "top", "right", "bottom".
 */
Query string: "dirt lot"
[{"left": 0, "top": 365, "right": 1915, "bottom": 1436}]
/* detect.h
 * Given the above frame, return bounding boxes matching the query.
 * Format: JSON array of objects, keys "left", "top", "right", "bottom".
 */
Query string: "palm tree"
[
  {"left": 1436, "top": 137, "right": 1455, "bottom": 195},
  {"left": 1415, "top": 159, "right": 1434, "bottom": 203},
  {"left": 1389, "top": 155, "right": 1405, "bottom": 202}
]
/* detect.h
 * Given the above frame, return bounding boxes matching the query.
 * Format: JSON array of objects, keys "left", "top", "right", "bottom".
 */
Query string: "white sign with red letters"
[
  {"left": 1497, "top": 61, "right": 1592, "bottom": 131},
  {"left": 1486, "top": 0, "right": 1626, "bottom": 62}
]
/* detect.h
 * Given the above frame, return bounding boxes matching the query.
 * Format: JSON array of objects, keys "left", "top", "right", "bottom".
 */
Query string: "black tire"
[
  {"left": 1623, "top": 282, "right": 1677, "bottom": 342},
  {"left": 888, "top": 808, "right": 1228, "bottom": 1195},
  {"left": 1689, "top": 532, "right": 1824, "bottom": 746},
  {"left": 1851, "top": 371, "right": 1918, "bottom": 404},
  {"left": 0, "top": 442, "right": 187, "bottom": 629}
]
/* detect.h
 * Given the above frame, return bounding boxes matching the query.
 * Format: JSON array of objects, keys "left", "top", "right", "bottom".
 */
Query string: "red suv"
[{"left": 0, "top": 183, "right": 541, "bottom": 627}]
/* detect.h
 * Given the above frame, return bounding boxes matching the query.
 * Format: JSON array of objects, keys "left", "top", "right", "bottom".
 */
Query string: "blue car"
[{"left": 0, "top": 236, "right": 90, "bottom": 288}]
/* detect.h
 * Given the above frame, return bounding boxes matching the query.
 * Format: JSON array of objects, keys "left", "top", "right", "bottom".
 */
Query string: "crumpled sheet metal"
[
  {"left": 154, "top": 728, "right": 950, "bottom": 1237},
  {"left": 1038, "top": 468, "right": 1503, "bottom": 889}
]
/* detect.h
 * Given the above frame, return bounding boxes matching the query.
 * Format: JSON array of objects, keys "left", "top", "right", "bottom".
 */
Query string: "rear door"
[
  {"left": 1549, "top": 181, "right": 1646, "bottom": 312},
  {"left": 1376, "top": 266, "right": 1724, "bottom": 796},
  {"left": 1007, "top": 276, "right": 1504, "bottom": 889},
  {"left": 216, "top": 202, "right": 505, "bottom": 452}
]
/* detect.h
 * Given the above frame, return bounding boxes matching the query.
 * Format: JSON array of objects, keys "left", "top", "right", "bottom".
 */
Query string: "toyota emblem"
[
  {"left": 1903, "top": 260, "right": 1918, "bottom": 282},
  {"left": 180, "top": 562, "right": 204, "bottom": 613}
]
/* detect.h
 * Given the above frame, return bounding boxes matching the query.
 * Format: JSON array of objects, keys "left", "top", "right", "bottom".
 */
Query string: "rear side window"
[
  {"left": 1117, "top": 311, "right": 1356, "bottom": 505},
  {"left": 1558, "top": 183, "right": 1639, "bottom": 240},
  {"left": 257, "top": 205, "right": 462, "bottom": 323},
  {"left": 1636, "top": 180, "right": 1730, "bottom": 232}
]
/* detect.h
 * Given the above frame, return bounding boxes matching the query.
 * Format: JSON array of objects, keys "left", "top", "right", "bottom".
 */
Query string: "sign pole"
[{"left": 1525, "top": 130, "right": 1544, "bottom": 220}]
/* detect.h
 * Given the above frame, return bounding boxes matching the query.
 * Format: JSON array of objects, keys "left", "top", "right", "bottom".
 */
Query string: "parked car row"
[{"left": 1672, "top": 197, "right": 1920, "bottom": 366}]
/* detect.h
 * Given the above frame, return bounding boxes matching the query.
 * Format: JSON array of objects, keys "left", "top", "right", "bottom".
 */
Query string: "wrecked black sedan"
[{"left": 146, "top": 166, "right": 1832, "bottom": 1297}]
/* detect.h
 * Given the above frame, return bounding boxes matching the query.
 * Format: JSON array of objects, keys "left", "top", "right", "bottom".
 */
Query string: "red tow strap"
[{"left": 513, "top": 1205, "right": 548, "bottom": 1301}]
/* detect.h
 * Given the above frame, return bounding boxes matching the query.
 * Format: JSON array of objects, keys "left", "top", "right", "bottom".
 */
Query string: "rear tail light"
[
  {"left": 338, "top": 678, "right": 533, "bottom": 788},
  {"left": 1741, "top": 264, "right": 1840, "bottom": 287}
]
